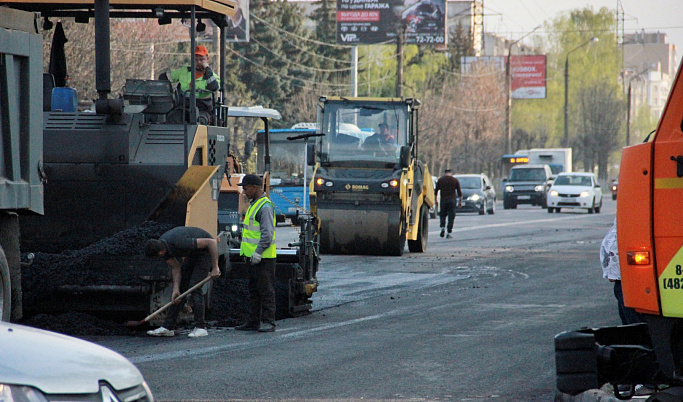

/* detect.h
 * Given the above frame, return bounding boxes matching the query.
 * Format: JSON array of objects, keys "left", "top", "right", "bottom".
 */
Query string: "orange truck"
[{"left": 555, "top": 59, "right": 683, "bottom": 400}]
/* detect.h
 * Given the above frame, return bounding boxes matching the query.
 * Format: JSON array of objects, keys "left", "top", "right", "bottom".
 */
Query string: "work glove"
[{"left": 250, "top": 252, "right": 262, "bottom": 265}]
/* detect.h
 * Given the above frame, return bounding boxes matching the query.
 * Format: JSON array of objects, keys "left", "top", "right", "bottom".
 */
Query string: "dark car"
[
  {"left": 454, "top": 173, "right": 496, "bottom": 215},
  {"left": 402, "top": 2, "right": 443, "bottom": 33},
  {"left": 503, "top": 164, "right": 553, "bottom": 209}
]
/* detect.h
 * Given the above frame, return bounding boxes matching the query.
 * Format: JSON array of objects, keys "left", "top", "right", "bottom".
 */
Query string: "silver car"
[{"left": 0, "top": 321, "right": 154, "bottom": 402}]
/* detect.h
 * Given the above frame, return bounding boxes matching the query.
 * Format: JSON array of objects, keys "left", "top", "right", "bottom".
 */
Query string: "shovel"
[{"left": 124, "top": 275, "right": 213, "bottom": 327}]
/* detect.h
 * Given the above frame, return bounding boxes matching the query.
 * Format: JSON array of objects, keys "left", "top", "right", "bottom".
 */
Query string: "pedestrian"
[
  {"left": 159, "top": 45, "right": 220, "bottom": 124},
  {"left": 235, "top": 174, "right": 278, "bottom": 333},
  {"left": 600, "top": 220, "right": 644, "bottom": 325},
  {"left": 434, "top": 168, "right": 462, "bottom": 239},
  {"left": 144, "top": 226, "right": 221, "bottom": 338}
]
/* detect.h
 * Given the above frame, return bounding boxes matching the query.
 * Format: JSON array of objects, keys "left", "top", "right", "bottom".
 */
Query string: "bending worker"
[
  {"left": 144, "top": 226, "right": 221, "bottom": 338},
  {"left": 160, "top": 45, "right": 220, "bottom": 124},
  {"left": 236, "top": 174, "right": 278, "bottom": 333}
]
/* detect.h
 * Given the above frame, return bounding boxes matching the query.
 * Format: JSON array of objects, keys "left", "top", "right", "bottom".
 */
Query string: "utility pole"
[
  {"left": 396, "top": 28, "right": 403, "bottom": 97},
  {"left": 563, "top": 37, "right": 598, "bottom": 147},
  {"left": 351, "top": 46, "right": 358, "bottom": 97},
  {"left": 505, "top": 26, "right": 540, "bottom": 154}
]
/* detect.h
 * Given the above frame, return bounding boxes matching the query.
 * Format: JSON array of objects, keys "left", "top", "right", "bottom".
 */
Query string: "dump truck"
[
  {"left": 554, "top": 58, "right": 683, "bottom": 400},
  {"left": 0, "top": 0, "right": 318, "bottom": 321},
  {"left": 308, "top": 96, "right": 435, "bottom": 256},
  {"left": 0, "top": 9, "right": 44, "bottom": 322}
]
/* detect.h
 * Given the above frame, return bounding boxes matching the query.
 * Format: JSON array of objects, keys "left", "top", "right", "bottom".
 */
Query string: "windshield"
[
  {"left": 456, "top": 177, "right": 480, "bottom": 189},
  {"left": 509, "top": 168, "right": 546, "bottom": 182},
  {"left": 269, "top": 133, "right": 310, "bottom": 186},
  {"left": 553, "top": 175, "right": 593, "bottom": 187},
  {"left": 319, "top": 103, "right": 408, "bottom": 163}
]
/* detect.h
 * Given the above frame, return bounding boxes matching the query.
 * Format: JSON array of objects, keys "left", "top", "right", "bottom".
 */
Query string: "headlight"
[
  {"left": 315, "top": 177, "right": 325, "bottom": 186},
  {"left": 580, "top": 191, "right": 589, "bottom": 197},
  {"left": 505, "top": 185, "right": 514, "bottom": 192},
  {"left": 231, "top": 224, "right": 239, "bottom": 232},
  {"left": 612, "top": 186, "right": 617, "bottom": 191},
  {"left": 0, "top": 384, "right": 49, "bottom": 402},
  {"left": 468, "top": 194, "right": 480, "bottom": 201},
  {"left": 550, "top": 190, "right": 558, "bottom": 196},
  {"left": 534, "top": 185, "right": 544, "bottom": 192}
]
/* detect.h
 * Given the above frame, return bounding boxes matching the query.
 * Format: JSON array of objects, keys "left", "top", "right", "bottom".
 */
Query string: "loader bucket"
[
  {"left": 318, "top": 203, "right": 403, "bottom": 256},
  {"left": 151, "top": 165, "right": 220, "bottom": 236}
]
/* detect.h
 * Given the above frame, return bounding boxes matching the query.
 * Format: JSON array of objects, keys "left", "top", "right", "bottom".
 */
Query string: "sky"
[{"left": 484, "top": 0, "right": 683, "bottom": 63}]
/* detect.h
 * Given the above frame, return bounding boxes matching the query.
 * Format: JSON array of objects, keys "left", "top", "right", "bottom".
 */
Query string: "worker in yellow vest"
[
  {"left": 160, "top": 45, "right": 219, "bottom": 124},
  {"left": 236, "top": 174, "right": 278, "bottom": 333}
]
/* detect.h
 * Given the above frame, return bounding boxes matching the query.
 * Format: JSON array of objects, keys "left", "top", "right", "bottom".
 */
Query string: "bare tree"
[{"left": 578, "top": 83, "right": 623, "bottom": 182}]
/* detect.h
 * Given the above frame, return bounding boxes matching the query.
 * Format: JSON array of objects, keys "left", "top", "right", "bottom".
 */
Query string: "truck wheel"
[
  {"left": 408, "top": 206, "right": 428, "bottom": 253},
  {"left": 0, "top": 249, "right": 10, "bottom": 322}
]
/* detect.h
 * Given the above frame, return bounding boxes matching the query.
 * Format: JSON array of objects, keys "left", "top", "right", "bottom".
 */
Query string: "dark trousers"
[
  {"left": 614, "top": 280, "right": 644, "bottom": 325},
  {"left": 246, "top": 258, "right": 276, "bottom": 324},
  {"left": 439, "top": 198, "right": 457, "bottom": 232},
  {"left": 163, "top": 254, "right": 210, "bottom": 329}
]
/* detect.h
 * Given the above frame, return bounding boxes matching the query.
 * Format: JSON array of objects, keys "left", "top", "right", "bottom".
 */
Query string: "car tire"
[
  {"left": 0, "top": 248, "right": 10, "bottom": 322},
  {"left": 487, "top": 199, "right": 495, "bottom": 215},
  {"left": 503, "top": 199, "right": 510, "bottom": 210},
  {"left": 556, "top": 208, "right": 561, "bottom": 213},
  {"left": 588, "top": 199, "right": 595, "bottom": 214},
  {"left": 548, "top": 207, "right": 554, "bottom": 213},
  {"left": 479, "top": 200, "right": 486, "bottom": 215}
]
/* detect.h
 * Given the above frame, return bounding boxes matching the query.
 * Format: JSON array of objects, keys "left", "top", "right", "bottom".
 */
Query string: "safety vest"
[
  {"left": 240, "top": 197, "right": 277, "bottom": 258},
  {"left": 169, "top": 67, "right": 218, "bottom": 99}
]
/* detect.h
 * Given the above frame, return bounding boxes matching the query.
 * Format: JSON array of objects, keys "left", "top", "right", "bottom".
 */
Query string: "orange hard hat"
[{"left": 195, "top": 45, "right": 209, "bottom": 56}]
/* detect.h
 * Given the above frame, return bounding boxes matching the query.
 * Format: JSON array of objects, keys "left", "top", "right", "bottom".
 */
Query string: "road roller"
[{"left": 308, "top": 97, "right": 435, "bottom": 256}]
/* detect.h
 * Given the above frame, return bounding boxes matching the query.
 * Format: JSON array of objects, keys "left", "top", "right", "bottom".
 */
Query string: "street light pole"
[
  {"left": 626, "top": 64, "right": 655, "bottom": 146},
  {"left": 563, "top": 37, "right": 598, "bottom": 148},
  {"left": 505, "top": 25, "right": 540, "bottom": 154}
]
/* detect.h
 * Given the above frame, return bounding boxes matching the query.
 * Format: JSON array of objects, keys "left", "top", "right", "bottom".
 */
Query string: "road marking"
[
  {"left": 432, "top": 213, "right": 610, "bottom": 235},
  {"left": 128, "top": 307, "right": 417, "bottom": 364}
]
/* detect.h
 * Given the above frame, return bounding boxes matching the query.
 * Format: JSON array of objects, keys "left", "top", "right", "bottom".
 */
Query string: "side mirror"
[
  {"left": 485, "top": 185, "right": 492, "bottom": 190},
  {"left": 399, "top": 145, "right": 411, "bottom": 168},
  {"left": 595, "top": 184, "right": 601, "bottom": 188},
  {"left": 307, "top": 143, "right": 316, "bottom": 166}
]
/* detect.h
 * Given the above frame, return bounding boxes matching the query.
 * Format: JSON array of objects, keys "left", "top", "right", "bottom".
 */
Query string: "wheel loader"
[
  {"left": 308, "top": 96, "right": 435, "bottom": 256},
  {"left": 554, "top": 57, "right": 683, "bottom": 400}
]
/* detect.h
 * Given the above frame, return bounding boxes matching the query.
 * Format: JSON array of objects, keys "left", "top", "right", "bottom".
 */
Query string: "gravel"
[{"left": 19, "top": 221, "right": 268, "bottom": 337}]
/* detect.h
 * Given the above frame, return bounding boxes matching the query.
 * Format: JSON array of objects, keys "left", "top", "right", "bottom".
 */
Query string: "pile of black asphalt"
[{"left": 20, "top": 221, "right": 254, "bottom": 337}]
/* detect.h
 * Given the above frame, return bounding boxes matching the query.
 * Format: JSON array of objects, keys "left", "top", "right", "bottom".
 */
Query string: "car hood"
[
  {"left": 550, "top": 185, "right": 594, "bottom": 194},
  {"left": 505, "top": 181, "right": 543, "bottom": 186},
  {"left": 0, "top": 322, "right": 144, "bottom": 394},
  {"left": 461, "top": 189, "right": 483, "bottom": 197}
]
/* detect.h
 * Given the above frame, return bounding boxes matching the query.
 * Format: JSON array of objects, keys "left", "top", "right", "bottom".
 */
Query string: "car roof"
[
  {"left": 511, "top": 164, "right": 547, "bottom": 169},
  {"left": 454, "top": 174, "right": 485, "bottom": 177},
  {"left": 557, "top": 172, "right": 595, "bottom": 177}
]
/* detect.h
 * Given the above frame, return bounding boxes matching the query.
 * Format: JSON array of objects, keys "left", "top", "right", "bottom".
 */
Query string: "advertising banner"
[
  {"left": 461, "top": 55, "right": 547, "bottom": 100},
  {"left": 225, "top": 0, "right": 249, "bottom": 42},
  {"left": 336, "top": 0, "right": 446, "bottom": 45},
  {"left": 510, "top": 55, "right": 546, "bottom": 99}
]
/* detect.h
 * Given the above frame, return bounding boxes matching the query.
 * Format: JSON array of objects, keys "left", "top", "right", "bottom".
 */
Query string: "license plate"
[
  {"left": 561, "top": 197, "right": 575, "bottom": 202},
  {"left": 517, "top": 195, "right": 530, "bottom": 200}
]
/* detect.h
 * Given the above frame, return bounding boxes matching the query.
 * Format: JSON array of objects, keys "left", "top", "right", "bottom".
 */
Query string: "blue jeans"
[{"left": 614, "top": 280, "right": 644, "bottom": 325}]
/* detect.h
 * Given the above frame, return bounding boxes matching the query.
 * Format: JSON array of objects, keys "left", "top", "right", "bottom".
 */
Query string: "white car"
[
  {"left": 0, "top": 321, "right": 154, "bottom": 402},
  {"left": 546, "top": 172, "right": 602, "bottom": 213}
]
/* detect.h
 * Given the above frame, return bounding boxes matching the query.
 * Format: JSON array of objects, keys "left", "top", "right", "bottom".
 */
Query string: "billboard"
[
  {"left": 510, "top": 55, "right": 546, "bottom": 99},
  {"left": 225, "top": 0, "right": 249, "bottom": 42},
  {"left": 461, "top": 55, "right": 547, "bottom": 100},
  {"left": 336, "top": 0, "right": 446, "bottom": 45}
]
